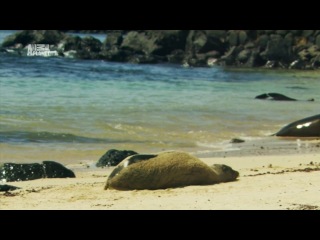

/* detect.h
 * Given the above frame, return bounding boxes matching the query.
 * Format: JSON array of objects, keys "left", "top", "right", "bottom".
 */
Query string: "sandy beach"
[{"left": 1, "top": 140, "right": 319, "bottom": 210}]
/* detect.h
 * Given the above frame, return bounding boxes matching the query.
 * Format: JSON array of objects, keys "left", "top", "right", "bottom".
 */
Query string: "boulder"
[
  {"left": 0, "top": 184, "right": 20, "bottom": 192},
  {"left": 276, "top": 30, "right": 288, "bottom": 36},
  {"left": 120, "top": 31, "right": 156, "bottom": 55},
  {"left": 302, "top": 30, "right": 314, "bottom": 38},
  {"left": 238, "top": 30, "right": 247, "bottom": 45},
  {"left": 185, "top": 30, "right": 227, "bottom": 59},
  {"left": 256, "top": 34, "right": 269, "bottom": 49},
  {"left": 120, "top": 30, "right": 188, "bottom": 59},
  {"left": 2, "top": 30, "right": 66, "bottom": 48},
  {"left": 237, "top": 49, "right": 251, "bottom": 63},
  {"left": 316, "top": 35, "right": 320, "bottom": 48},
  {"left": 148, "top": 30, "right": 188, "bottom": 56},
  {"left": 104, "top": 31, "right": 123, "bottom": 48},
  {"left": 75, "top": 36, "right": 102, "bottom": 59},
  {"left": 59, "top": 35, "right": 82, "bottom": 52},
  {"left": 167, "top": 49, "right": 186, "bottom": 63},
  {"left": 227, "top": 30, "right": 238, "bottom": 46},
  {"left": 0, "top": 163, "right": 44, "bottom": 182},
  {"left": 96, "top": 149, "right": 138, "bottom": 167},
  {"left": 0, "top": 161, "right": 75, "bottom": 182},
  {"left": 42, "top": 161, "right": 75, "bottom": 178},
  {"left": 260, "top": 35, "right": 291, "bottom": 62}
]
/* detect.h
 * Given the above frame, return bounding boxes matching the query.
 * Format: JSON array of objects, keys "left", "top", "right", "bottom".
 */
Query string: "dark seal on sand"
[{"left": 274, "top": 114, "right": 320, "bottom": 137}]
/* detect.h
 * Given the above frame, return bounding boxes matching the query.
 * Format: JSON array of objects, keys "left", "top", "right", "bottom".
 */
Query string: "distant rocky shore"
[{"left": 1, "top": 30, "right": 319, "bottom": 69}]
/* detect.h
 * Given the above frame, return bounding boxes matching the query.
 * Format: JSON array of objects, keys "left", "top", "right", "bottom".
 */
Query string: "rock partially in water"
[
  {"left": 2, "top": 30, "right": 320, "bottom": 69},
  {"left": 2, "top": 30, "right": 66, "bottom": 48}
]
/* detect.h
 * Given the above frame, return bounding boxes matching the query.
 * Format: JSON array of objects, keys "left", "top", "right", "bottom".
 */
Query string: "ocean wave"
[{"left": 0, "top": 131, "right": 132, "bottom": 144}]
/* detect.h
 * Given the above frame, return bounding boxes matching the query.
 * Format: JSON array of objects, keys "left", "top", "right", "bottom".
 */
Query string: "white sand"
[{"left": 1, "top": 153, "right": 319, "bottom": 210}]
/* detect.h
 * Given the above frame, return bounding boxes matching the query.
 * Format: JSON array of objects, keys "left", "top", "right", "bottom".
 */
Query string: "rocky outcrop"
[
  {"left": 0, "top": 161, "right": 75, "bottom": 182},
  {"left": 96, "top": 149, "right": 138, "bottom": 167},
  {"left": 101, "top": 30, "right": 188, "bottom": 64},
  {"left": 2, "top": 30, "right": 65, "bottom": 48},
  {"left": 1, "top": 30, "right": 103, "bottom": 59},
  {"left": 2, "top": 30, "right": 320, "bottom": 69}
]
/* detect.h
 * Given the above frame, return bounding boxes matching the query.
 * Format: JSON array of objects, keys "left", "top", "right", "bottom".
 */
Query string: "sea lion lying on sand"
[
  {"left": 274, "top": 114, "right": 320, "bottom": 137},
  {"left": 105, "top": 151, "right": 239, "bottom": 190}
]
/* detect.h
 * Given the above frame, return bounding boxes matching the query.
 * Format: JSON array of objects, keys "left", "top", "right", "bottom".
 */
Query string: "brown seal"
[{"left": 105, "top": 151, "right": 239, "bottom": 190}]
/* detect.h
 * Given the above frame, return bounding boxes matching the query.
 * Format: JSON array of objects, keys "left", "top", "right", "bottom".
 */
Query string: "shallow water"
[{"left": 0, "top": 30, "right": 319, "bottom": 164}]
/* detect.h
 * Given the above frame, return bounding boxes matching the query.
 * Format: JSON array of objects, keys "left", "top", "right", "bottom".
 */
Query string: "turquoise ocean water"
[{"left": 0, "top": 31, "right": 319, "bottom": 164}]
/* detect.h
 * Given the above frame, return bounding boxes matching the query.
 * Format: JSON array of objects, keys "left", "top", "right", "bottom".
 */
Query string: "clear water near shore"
[{"left": 0, "top": 31, "right": 319, "bottom": 164}]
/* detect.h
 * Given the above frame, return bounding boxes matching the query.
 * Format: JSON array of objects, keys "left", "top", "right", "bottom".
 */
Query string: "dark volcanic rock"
[
  {"left": 61, "top": 35, "right": 83, "bottom": 51},
  {"left": 2, "top": 30, "right": 320, "bottom": 69},
  {"left": 0, "top": 163, "right": 44, "bottom": 181},
  {"left": 96, "top": 149, "right": 138, "bottom": 167},
  {"left": 101, "top": 30, "right": 188, "bottom": 64},
  {"left": 75, "top": 36, "right": 103, "bottom": 59},
  {"left": 60, "top": 35, "right": 102, "bottom": 59},
  {"left": 42, "top": 161, "right": 75, "bottom": 178},
  {"left": 230, "top": 138, "right": 245, "bottom": 143},
  {"left": 260, "top": 35, "right": 291, "bottom": 62},
  {"left": 120, "top": 30, "right": 188, "bottom": 57},
  {"left": 104, "top": 31, "right": 123, "bottom": 47},
  {"left": 184, "top": 30, "right": 226, "bottom": 66},
  {"left": 238, "top": 30, "right": 248, "bottom": 45},
  {"left": 0, "top": 161, "right": 75, "bottom": 182},
  {"left": 0, "top": 184, "right": 20, "bottom": 192},
  {"left": 2, "top": 30, "right": 66, "bottom": 48},
  {"left": 167, "top": 49, "right": 186, "bottom": 63},
  {"left": 228, "top": 30, "right": 239, "bottom": 46},
  {"left": 149, "top": 30, "right": 188, "bottom": 56},
  {"left": 120, "top": 31, "right": 157, "bottom": 55},
  {"left": 316, "top": 35, "right": 320, "bottom": 47}
]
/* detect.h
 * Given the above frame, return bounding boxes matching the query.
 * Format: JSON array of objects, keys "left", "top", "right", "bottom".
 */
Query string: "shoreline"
[
  {"left": 1, "top": 136, "right": 319, "bottom": 165},
  {"left": 1, "top": 140, "right": 319, "bottom": 210}
]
